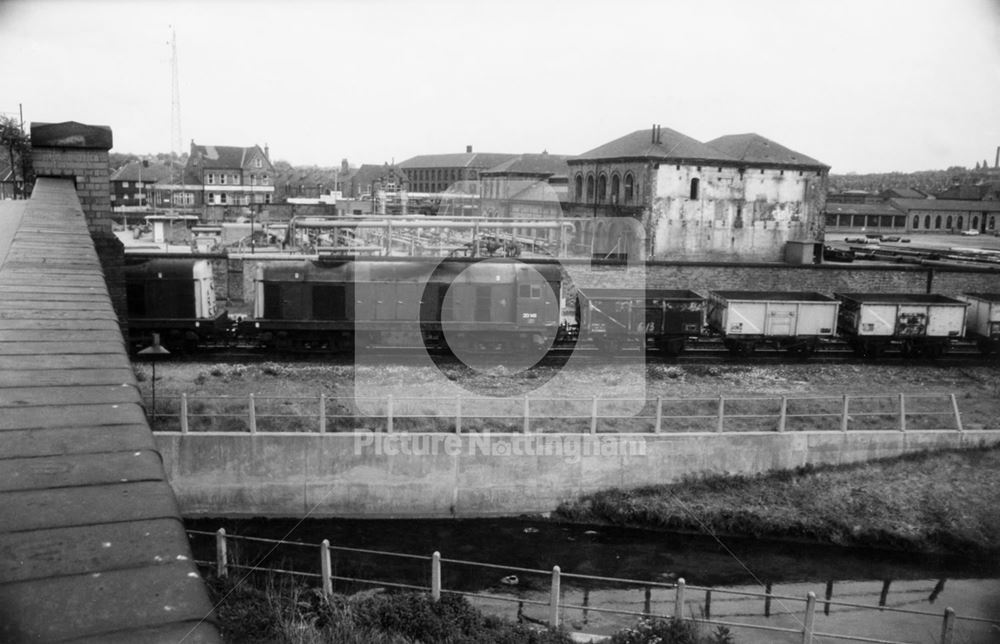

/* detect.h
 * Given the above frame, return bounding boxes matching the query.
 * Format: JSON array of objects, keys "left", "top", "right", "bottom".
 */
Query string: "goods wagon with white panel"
[
  {"left": 960, "top": 292, "right": 1000, "bottom": 355},
  {"left": 834, "top": 293, "right": 968, "bottom": 357},
  {"left": 706, "top": 291, "right": 839, "bottom": 355}
]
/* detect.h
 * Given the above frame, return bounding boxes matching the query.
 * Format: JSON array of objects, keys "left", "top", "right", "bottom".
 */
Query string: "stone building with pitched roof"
[
  {"left": 400, "top": 146, "right": 517, "bottom": 194},
  {"left": 566, "top": 126, "right": 829, "bottom": 261}
]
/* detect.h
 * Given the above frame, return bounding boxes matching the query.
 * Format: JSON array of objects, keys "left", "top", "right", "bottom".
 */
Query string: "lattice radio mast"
[{"left": 169, "top": 27, "right": 182, "bottom": 213}]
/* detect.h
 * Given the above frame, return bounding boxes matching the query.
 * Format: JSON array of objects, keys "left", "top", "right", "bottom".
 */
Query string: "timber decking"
[{"left": 0, "top": 180, "right": 220, "bottom": 643}]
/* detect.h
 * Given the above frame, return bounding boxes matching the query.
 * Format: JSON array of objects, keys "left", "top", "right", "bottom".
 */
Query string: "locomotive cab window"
[
  {"left": 519, "top": 284, "right": 531, "bottom": 298},
  {"left": 530, "top": 285, "right": 542, "bottom": 299}
]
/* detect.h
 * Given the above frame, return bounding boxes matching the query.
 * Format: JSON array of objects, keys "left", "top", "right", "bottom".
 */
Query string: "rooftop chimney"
[
  {"left": 264, "top": 143, "right": 270, "bottom": 161},
  {"left": 466, "top": 145, "right": 473, "bottom": 153},
  {"left": 995, "top": 146, "right": 999, "bottom": 168}
]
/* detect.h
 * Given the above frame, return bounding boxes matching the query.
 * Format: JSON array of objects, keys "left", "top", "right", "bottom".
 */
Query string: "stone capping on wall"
[{"left": 30, "top": 121, "right": 113, "bottom": 150}]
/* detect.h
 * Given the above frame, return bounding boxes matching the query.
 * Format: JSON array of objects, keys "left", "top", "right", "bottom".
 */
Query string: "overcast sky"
[{"left": 2, "top": 0, "right": 999, "bottom": 173}]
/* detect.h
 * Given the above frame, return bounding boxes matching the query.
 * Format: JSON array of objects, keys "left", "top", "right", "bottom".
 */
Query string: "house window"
[
  {"left": 586, "top": 174, "right": 595, "bottom": 201},
  {"left": 690, "top": 177, "right": 700, "bottom": 200},
  {"left": 255, "top": 158, "right": 262, "bottom": 168},
  {"left": 221, "top": 174, "right": 227, "bottom": 185},
  {"left": 574, "top": 174, "right": 583, "bottom": 201},
  {"left": 220, "top": 193, "right": 228, "bottom": 205},
  {"left": 924, "top": 215, "right": 931, "bottom": 229},
  {"left": 972, "top": 216, "right": 979, "bottom": 229},
  {"left": 265, "top": 193, "right": 271, "bottom": 204},
  {"left": 912, "top": 216, "right": 919, "bottom": 229},
  {"left": 262, "top": 174, "right": 269, "bottom": 184},
  {"left": 957, "top": 216, "right": 963, "bottom": 230},
  {"left": 122, "top": 181, "right": 129, "bottom": 188},
  {"left": 934, "top": 215, "right": 941, "bottom": 229},
  {"left": 624, "top": 173, "right": 634, "bottom": 203},
  {"left": 123, "top": 194, "right": 129, "bottom": 201},
  {"left": 597, "top": 174, "right": 607, "bottom": 202},
  {"left": 946, "top": 216, "right": 952, "bottom": 229},
  {"left": 610, "top": 174, "right": 620, "bottom": 204},
  {"left": 989, "top": 216, "right": 996, "bottom": 230}
]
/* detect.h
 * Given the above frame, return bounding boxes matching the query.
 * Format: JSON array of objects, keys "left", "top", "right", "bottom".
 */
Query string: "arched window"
[
  {"left": 690, "top": 177, "right": 700, "bottom": 200},
  {"left": 586, "top": 174, "right": 595, "bottom": 201},
  {"left": 597, "top": 174, "right": 607, "bottom": 202},
  {"left": 624, "top": 173, "right": 634, "bottom": 203},
  {"left": 610, "top": 174, "right": 620, "bottom": 203},
  {"left": 957, "top": 216, "right": 964, "bottom": 230},
  {"left": 935, "top": 215, "right": 942, "bottom": 229},
  {"left": 989, "top": 216, "right": 996, "bottom": 230},
  {"left": 925, "top": 215, "right": 931, "bottom": 229},
  {"left": 972, "top": 216, "right": 979, "bottom": 230},
  {"left": 946, "top": 215, "right": 952, "bottom": 229},
  {"left": 913, "top": 216, "right": 919, "bottom": 230},
  {"left": 574, "top": 174, "right": 583, "bottom": 201}
]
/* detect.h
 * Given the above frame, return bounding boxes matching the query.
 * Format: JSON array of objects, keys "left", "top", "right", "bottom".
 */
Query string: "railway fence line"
[
  {"left": 144, "top": 391, "right": 985, "bottom": 434},
  {"left": 188, "top": 528, "right": 1000, "bottom": 644}
]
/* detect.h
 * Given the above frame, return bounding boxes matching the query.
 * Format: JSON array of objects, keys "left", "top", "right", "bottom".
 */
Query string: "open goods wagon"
[
  {"left": 576, "top": 288, "right": 704, "bottom": 354},
  {"left": 959, "top": 292, "right": 1000, "bottom": 355},
  {"left": 834, "top": 293, "right": 968, "bottom": 357},
  {"left": 706, "top": 291, "right": 839, "bottom": 355}
]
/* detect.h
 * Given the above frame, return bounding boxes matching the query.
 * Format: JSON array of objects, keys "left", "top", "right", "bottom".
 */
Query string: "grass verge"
[{"left": 555, "top": 445, "right": 1000, "bottom": 557}]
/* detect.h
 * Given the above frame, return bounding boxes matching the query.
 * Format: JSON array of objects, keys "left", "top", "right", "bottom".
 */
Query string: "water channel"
[{"left": 187, "top": 517, "right": 999, "bottom": 642}]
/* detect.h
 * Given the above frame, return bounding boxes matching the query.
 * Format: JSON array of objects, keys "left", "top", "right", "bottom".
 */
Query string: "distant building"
[
  {"left": 347, "top": 163, "right": 407, "bottom": 199},
  {"left": 479, "top": 152, "right": 570, "bottom": 219},
  {"left": 276, "top": 165, "right": 343, "bottom": 201},
  {"left": 890, "top": 198, "right": 1000, "bottom": 234},
  {"left": 824, "top": 202, "right": 905, "bottom": 231},
  {"left": 566, "top": 126, "right": 829, "bottom": 261},
  {"left": 399, "top": 146, "right": 516, "bottom": 194},
  {"left": 935, "top": 181, "right": 1000, "bottom": 201},
  {"left": 152, "top": 141, "right": 276, "bottom": 217},
  {"left": 109, "top": 161, "right": 172, "bottom": 210}
]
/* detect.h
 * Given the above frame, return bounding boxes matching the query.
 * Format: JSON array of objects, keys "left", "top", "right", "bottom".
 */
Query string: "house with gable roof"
[
  {"left": 152, "top": 141, "right": 276, "bottom": 217},
  {"left": 565, "top": 125, "right": 829, "bottom": 261}
]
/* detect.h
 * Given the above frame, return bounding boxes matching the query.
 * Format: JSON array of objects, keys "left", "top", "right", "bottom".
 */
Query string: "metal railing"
[
  {"left": 145, "top": 392, "right": 983, "bottom": 434},
  {"left": 189, "top": 528, "right": 999, "bottom": 644}
]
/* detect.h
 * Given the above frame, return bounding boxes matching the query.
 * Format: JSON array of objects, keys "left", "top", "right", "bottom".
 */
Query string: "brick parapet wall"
[{"left": 30, "top": 122, "right": 125, "bottom": 332}]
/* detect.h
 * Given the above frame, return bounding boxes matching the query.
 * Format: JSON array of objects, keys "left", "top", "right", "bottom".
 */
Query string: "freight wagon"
[
  {"left": 576, "top": 289, "right": 704, "bottom": 355},
  {"left": 706, "top": 291, "right": 840, "bottom": 355},
  {"left": 834, "top": 293, "right": 969, "bottom": 357},
  {"left": 959, "top": 292, "right": 1000, "bottom": 355}
]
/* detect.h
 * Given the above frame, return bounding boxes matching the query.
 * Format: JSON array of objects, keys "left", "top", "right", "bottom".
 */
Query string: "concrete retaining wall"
[{"left": 154, "top": 430, "right": 1000, "bottom": 519}]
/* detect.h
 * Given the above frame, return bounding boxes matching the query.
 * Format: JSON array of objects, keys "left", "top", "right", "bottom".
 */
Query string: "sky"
[{"left": 2, "top": 0, "right": 999, "bottom": 174}]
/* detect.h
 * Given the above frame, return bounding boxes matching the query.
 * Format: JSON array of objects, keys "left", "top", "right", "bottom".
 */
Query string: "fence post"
[
  {"left": 180, "top": 393, "right": 189, "bottom": 434},
  {"left": 764, "top": 580, "right": 773, "bottom": 617},
  {"left": 319, "top": 394, "right": 326, "bottom": 433},
  {"left": 455, "top": 396, "right": 462, "bottom": 434},
  {"left": 643, "top": 585, "right": 651, "bottom": 616},
  {"left": 778, "top": 396, "right": 787, "bottom": 433},
  {"left": 674, "top": 578, "right": 686, "bottom": 619},
  {"left": 248, "top": 394, "right": 257, "bottom": 434},
  {"left": 704, "top": 589, "right": 712, "bottom": 619},
  {"left": 716, "top": 397, "right": 725, "bottom": 433},
  {"left": 386, "top": 395, "right": 394, "bottom": 433},
  {"left": 824, "top": 580, "right": 833, "bottom": 616},
  {"left": 320, "top": 539, "right": 332, "bottom": 596},
  {"left": 898, "top": 393, "right": 907, "bottom": 432},
  {"left": 841, "top": 395, "right": 850, "bottom": 432},
  {"left": 940, "top": 607, "right": 955, "bottom": 644},
  {"left": 654, "top": 396, "right": 662, "bottom": 433},
  {"left": 216, "top": 528, "right": 228, "bottom": 578},
  {"left": 590, "top": 395, "right": 598, "bottom": 435},
  {"left": 523, "top": 396, "right": 530, "bottom": 434},
  {"left": 431, "top": 551, "right": 441, "bottom": 602},
  {"left": 801, "top": 591, "right": 816, "bottom": 644},
  {"left": 950, "top": 394, "right": 963, "bottom": 432},
  {"left": 582, "top": 588, "right": 589, "bottom": 624},
  {"left": 549, "top": 566, "right": 561, "bottom": 627}
]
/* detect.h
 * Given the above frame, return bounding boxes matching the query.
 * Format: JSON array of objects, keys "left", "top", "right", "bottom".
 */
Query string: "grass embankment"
[
  {"left": 556, "top": 446, "right": 1000, "bottom": 557},
  {"left": 206, "top": 574, "right": 732, "bottom": 644}
]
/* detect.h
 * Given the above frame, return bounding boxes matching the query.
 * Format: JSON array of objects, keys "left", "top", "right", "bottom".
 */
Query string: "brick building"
[
  {"left": 109, "top": 160, "right": 172, "bottom": 210},
  {"left": 566, "top": 126, "right": 829, "bottom": 261},
  {"left": 479, "top": 152, "right": 570, "bottom": 219},
  {"left": 400, "top": 147, "right": 516, "bottom": 194},
  {"left": 152, "top": 141, "right": 276, "bottom": 216}
]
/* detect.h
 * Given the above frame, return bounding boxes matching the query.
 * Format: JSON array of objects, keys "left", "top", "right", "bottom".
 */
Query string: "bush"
[{"left": 610, "top": 617, "right": 700, "bottom": 644}]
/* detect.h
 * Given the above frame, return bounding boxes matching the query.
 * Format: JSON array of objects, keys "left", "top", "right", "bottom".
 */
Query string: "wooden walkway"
[{"left": 0, "top": 179, "right": 219, "bottom": 642}]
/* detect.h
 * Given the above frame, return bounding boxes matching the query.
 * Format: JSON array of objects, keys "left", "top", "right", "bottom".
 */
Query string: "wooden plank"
[
  {"left": 0, "top": 403, "right": 146, "bottom": 431},
  {"left": 0, "top": 341, "right": 125, "bottom": 355},
  {"left": 0, "top": 292, "right": 111, "bottom": 303},
  {"left": 0, "top": 519, "right": 189, "bottom": 583},
  {"left": 0, "top": 425, "right": 155, "bottom": 458},
  {"left": 0, "top": 300, "right": 114, "bottom": 311},
  {"left": 0, "top": 285, "right": 109, "bottom": 295},
  {"left": 0, "top": 319, "right": 120, "bottom": 331},
  {"left": 0, "top": 310, "right": 118, "bottom": 321},
  {"left": 0, "top": 562, "right": 213, "bottom": 642},
  {"left": 0, "top": 367, "right": 135, "bottom": 388},
  {"left": 0, "top": 450, "right": 165, "bottom": 492},
  {"left": 0, "top": 330, "right": 124, "bottom": 343},
  {"left": 0, "top": 354, "right": 131, "bottom": 370},
  {"left": 0, "top": 481, "right": 180, "bottom": 532},
  {"left": 0, "top": 384, "right": 140, "bottom": 407}
]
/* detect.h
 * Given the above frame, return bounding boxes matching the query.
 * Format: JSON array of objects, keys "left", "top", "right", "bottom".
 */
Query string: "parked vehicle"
[
  {"left": 706, "top": 291, "right": 839, "bottom": 355},
  {"left": 961, "top": 229, "right": 980, "bottom": 236}
]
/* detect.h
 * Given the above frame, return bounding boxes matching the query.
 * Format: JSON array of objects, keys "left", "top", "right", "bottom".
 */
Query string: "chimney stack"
[
  {"left": 466, "top": 145, "right": 473, "bottom": 153},
  {"left": 264, "top": 143, "right": 270, "bottom": 161},
  {"left": 995, "top": 145, "right": 999, "bottom": 168}
]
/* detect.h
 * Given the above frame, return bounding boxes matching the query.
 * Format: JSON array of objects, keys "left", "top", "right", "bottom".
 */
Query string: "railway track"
[{"left": 137, "top": 339, "right": 996, "bottom": 367}]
